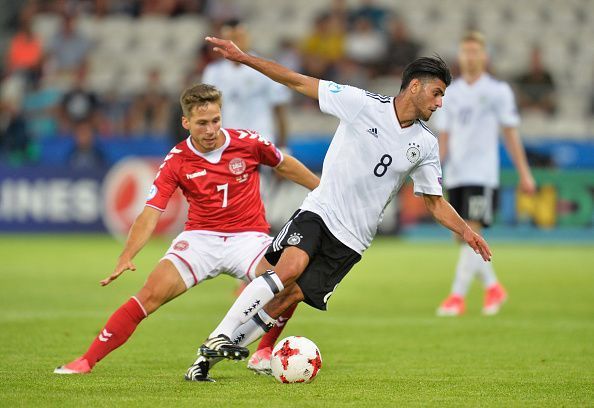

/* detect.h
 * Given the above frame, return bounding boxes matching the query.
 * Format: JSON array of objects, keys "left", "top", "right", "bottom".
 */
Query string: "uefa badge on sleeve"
[
  {"left": 146, "top": 184, "right": 158, "bottom": 200},
  {"left": 328, "top": 82, "right": 344, "bottom": 94}
]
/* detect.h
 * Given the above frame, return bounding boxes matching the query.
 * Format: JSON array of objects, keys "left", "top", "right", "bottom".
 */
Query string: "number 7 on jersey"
[{"left": 217, "top": 183, "right": 228, "bottom": 208}]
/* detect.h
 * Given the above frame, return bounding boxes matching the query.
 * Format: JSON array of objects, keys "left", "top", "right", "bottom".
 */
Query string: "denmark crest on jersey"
[{"left": 229, "top": 158, "right": 247, "bottom": 175}]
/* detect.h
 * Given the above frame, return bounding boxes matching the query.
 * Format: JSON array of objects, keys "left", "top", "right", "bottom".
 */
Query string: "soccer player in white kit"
[
  {"left": 184, "top": 36, "right": 493, "bottom": 380},
  {"left": 53, "top": 84, "right": 319, "bottom": 378},
  {"left": 435, "top": 32, "right": 536, "bottom": 316}
]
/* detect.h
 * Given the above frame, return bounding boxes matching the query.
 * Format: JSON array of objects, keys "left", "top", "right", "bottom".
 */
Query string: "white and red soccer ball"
[{"left": 270, "top": 336, "right": 322, "bottom": 383}]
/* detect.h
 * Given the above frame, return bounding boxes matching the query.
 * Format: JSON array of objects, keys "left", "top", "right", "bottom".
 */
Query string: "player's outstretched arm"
[
  {"left": 423, "top": 194, "right": 492, "bottom": 262},
  {"left": 274, "top": 154, "right": 320, "bottom": 191},
  {"left": 100, "top": 206, "right": 162, "bottom": 286},
  {"left": 205, "top": 36, "right": 320, "bottom": 100},
  {"left": 502, "top": 127, "right": 536, "bottom": 194}
]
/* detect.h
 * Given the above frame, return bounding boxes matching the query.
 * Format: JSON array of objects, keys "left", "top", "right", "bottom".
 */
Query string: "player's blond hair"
[
  {"left": 461, "top": 31, "right": 486, "bottom": 48},
  {"left": 180, "top": 84, "right": 222, "bottom": 117}
]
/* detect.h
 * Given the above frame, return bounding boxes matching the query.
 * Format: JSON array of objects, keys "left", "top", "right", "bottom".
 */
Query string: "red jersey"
[{"left": 146, "top": 128, "right": 283, "bottom": 233}]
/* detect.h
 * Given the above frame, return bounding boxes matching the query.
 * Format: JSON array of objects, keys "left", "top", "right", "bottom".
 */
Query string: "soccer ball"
[{"left": 270, "top": 336, "right": 322, "bottom": 383}]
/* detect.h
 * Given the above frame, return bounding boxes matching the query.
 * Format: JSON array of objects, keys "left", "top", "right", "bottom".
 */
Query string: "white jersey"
[
  {"left": 300, "top": 80, "right": 443, "bottom": 254},
  {"left": 202, "top": 59, "right": 291, "bottom": 144},
  {"left": 434, "top": 74, "right": 520, "bottom": 188}
]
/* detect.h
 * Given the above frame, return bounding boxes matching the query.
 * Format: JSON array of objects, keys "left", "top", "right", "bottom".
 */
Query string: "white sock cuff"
[
  {"left": 262, "top": 270, "right": 284, "bottom": 294},
  {"left": 252, "top": 310, "right": 276, "bottom": 332},
  {"left": 257, "top": 309, "right": 276, "bottom": 326}
]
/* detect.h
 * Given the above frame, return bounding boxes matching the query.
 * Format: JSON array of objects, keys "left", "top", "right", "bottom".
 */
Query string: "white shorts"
[{"left": 161, "top": 230, "right": 272, "bottom": 289}]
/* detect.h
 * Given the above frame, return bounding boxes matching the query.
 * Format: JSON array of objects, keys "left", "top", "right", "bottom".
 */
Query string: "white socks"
[
  {"left": 230, "top": 309, "right": 276, "bottom": 347},
  {"left": 476, "top": 258, "right": 498, "bottom": 289},
  {"left": 450, "top": 245, "right": 478, "bottom": 296},
  {"left": 451, "top": 245, "right": 498, "bottom": 296},
  {"left": 210, "top": 271, "right": 284, "bottom": 339}
]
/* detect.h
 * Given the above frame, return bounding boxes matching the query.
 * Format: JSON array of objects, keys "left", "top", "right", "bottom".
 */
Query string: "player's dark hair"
[
  {"left": 180, "top": 84, "right": 222, "bottom": 117},
  {"left": 400, "top": 56, "right": 452, "bottom": 91}
]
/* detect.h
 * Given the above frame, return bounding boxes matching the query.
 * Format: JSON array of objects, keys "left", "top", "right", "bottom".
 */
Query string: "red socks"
[
  {"left": 257, "top": 303, "right": 298, "bottom": 350},
  {"left": 83, "top": 297, "right": 147, "bottom": 367}
]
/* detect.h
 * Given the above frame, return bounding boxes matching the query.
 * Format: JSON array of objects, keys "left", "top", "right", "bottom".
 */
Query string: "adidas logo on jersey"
[{"left": 367, "top": 128, "right": 379, "bottom": 137}]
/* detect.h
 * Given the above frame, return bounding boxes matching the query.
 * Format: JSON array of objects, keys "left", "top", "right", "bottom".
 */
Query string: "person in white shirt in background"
[
  {"left": 202, "top": 19, "right": 291, "bottom": 150},
  {"left": 434, "top": 31, "right": 536, "bottom": 317}
]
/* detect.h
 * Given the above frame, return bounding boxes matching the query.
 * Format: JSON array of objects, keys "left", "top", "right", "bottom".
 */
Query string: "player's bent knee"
[
  {"left": 275, "top": 267, "right": 302, "bottom": 286},
  {"left": 135, "top": 286, "right": 162, "bottom": 315},
  {"left": 275, "top": 247, "right": 309, "bottom": 285},
  {"left": 136, "top": 260, "right": 187, "bottom": 314}
]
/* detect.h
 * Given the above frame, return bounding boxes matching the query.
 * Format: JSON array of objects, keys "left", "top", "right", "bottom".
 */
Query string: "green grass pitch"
[{"left": 0, "top": 235, "right": 592, "bottom": 407}]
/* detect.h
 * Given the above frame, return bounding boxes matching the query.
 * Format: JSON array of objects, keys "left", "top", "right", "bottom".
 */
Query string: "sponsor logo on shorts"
[
  {"left": 173, "top": 240, "right": 189, "bottom": 251},
  {"left": 406, "top": 142, "right": 421, "bottom": 163},
  {"left": 229, "top": 158, "right": 247, "bottom": 175},
  {"left": 287, "top": 232, "right": 303, "bottom": 246}
]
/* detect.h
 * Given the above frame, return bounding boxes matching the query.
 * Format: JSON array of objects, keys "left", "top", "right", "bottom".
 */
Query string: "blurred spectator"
[
  {"left": 334, "top": 57, "right": 369, "bottom": 90},
  {"left": 185, "top": 40, "right": 220, "bottom": 86},
  {"left": 349, "top": 0, "right": 389, "bottom": 30},
  {"left": 168, "top": 98, "right": 186, "bottom": 144},
  {"left": 128, "top": 69, "right": 171, "bottom": 137},
  {"left": 67, "top": 122, "right": 107, "bottom": 170},
  {"left": 22, "top": 68, "right": 62, "bottom": 140},
  {"left": 92, "top": 0, "right": 141, "bottom": 17},
  {"left": 59, "top": 64, "right": 100, "bottom": 133},
  {"left": 379, "top": 17, "right": 422, "bottom": 76},
  {"left": 514, "top": 46, "right": 557, "bottom": 116},
  {"left": 204, "top": 0, "right": 242, "bottom": 23},
  {"left": 0, "top": 73, "right": 34, "bottom": 165},
  {"left": 98, "top": 88, "right": 132, "bottom": 137},
  {"left": 301, "top": 13, "right": 345, "bottom": 79},
  {"left": 6, "top": 15, "right": 43, "bottom": 78},
  {"left": 47, "top": 13, "right": 93, "bottom": 80},
  {"left": 344, "top": 16, "right": 386, "bottom": 71},
  {"left": 275, "top": 38, "right": 302, "bottom": 73},
  {"left": 327, "top": 0, "right": 349, "bottom": 30}
]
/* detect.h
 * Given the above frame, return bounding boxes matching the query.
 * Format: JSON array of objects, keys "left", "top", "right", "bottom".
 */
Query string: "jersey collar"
[
  {"left": 390, "top": 98, "right": 415, "bottom": 133},
  {"left": 185, "top": 128, "right": 231, "bottom": 164}
]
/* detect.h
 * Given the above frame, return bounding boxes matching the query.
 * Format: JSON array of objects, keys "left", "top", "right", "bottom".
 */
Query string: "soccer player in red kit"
[{"left": 54, "top": 84, "right": 319, "bottom": 377}]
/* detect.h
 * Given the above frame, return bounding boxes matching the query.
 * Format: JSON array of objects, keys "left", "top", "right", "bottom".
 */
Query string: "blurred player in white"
[
  {"left": 53, "top": 84, "right": 319, "bottom": 378},
  {"left": 202, "top": 18, "right": 297, "bottom": 373},
  {"left": 435, "top": 32, "right": 536, "bottom": 316},
  {"left": 202, "top": 19, "right": 291, "bottom": 148},
  {"left": 185, "top": 35, "right": 493, "bottom": 381}
]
